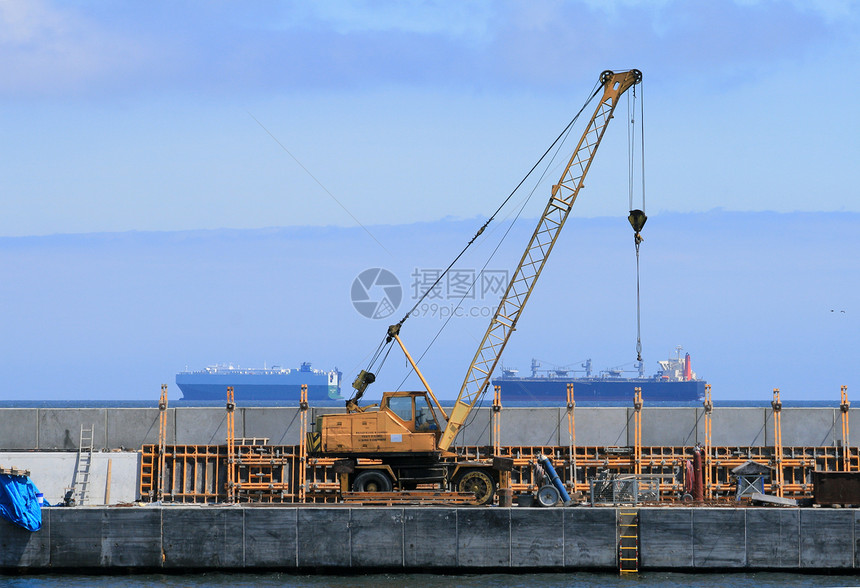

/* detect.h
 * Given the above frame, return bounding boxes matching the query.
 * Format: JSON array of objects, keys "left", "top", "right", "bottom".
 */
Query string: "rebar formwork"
[{"left": 139, "top": 442, "right": 858, "bottom": 504}]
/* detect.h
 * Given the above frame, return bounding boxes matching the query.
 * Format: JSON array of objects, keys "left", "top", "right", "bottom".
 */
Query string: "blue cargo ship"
[
  {"left": 176, "top": 362, "right": 343, "bottom": 402},
  {"left": 492, "top": 348, "right": 705, "bottom": 403}
]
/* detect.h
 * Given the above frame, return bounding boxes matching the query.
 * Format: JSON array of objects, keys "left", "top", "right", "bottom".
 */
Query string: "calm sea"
[{"left": 0, "top": 572, "right": 859, "bottom": 587}]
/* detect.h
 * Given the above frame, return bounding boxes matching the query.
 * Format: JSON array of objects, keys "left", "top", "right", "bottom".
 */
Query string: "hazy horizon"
[{"left": 1, "top": 210, "right": 856, "bottom": 404}]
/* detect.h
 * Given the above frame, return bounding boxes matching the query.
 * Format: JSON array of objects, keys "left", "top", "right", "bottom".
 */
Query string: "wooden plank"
[
  {"left": 342, "top": 491, "right": 476, "bottom": 505},
  {"left": 0, "top": 467, "right": 31, "bottom": 477}
]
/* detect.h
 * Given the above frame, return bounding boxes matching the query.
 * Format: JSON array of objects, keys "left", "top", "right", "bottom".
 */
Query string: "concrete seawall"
[
  {"left": 2, "top": 506, "right": 858, "bottom": 571},
  {"left": 0, "top": 406, "right": 855, "bottom": 450}
]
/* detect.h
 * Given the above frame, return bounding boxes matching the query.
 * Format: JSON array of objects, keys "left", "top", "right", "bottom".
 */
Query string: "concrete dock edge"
[{"left": 3, "top": 506, "right": 860, "bottom": 572}]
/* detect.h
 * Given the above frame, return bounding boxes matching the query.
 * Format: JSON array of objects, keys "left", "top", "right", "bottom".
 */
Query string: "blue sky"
[
  {"left": 1, "top": 1, "right": 859, "bottom": 404},
  {"left": 2, "top": 1, "right": 859, "bottom": 236}
]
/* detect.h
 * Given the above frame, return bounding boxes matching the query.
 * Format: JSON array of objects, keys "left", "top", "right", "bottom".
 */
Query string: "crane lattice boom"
[{"left": 439, "top": 69, "right": 642, "bottom": 450}]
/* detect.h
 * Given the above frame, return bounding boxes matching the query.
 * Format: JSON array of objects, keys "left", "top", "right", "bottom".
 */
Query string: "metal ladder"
[
  {"left": 618, "top": 509, "right": 640, "bottom": 574},
  {"left": 73, "top": 424, "right": 95, "bottom": 505}
]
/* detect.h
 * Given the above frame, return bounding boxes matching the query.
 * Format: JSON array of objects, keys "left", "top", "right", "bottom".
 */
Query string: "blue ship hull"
[
  {"left": 491, "top": 377, "right": 705, "bottom": 403},
  {"left": 176, "top": 363, "right": 342, "bottom": 402}
]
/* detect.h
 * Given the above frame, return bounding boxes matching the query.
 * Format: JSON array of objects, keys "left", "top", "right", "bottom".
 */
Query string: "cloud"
[
  {"left": 0, "top": 0, "right": 856, "bottom": 98},
  {"left": 279, "top": 0, "right": 496, "bottom": 42},
  {"left": 0, "top": 1, "right": 153, "bottom": 96}
]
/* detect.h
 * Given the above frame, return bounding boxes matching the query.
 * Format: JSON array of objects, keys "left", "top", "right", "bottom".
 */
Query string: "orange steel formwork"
[
  {"left": 140, "top": 385, "right": 854, "bottom": 504},
  {"left": 703, "top": 384, "right": 713, "bottom": 499},
  {"left": 841, "top": 385, "right": 851, "bottom": 472},
  {"left": 226, "top": 386, "right": 236, "bottom": 503},
  {"left": 771, "top": 388, "right": 784, "bottom": 498},
  {"left": 566, "top": 382, "right": 577, "bottom": 491},
  {"left": 140, "top": 442, "right": 860, "bottom": 504}
]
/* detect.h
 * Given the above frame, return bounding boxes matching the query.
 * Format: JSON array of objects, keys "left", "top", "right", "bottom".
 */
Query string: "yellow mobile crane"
[{"left": 308, "top": 69, "right": 642, "bottom": 504}]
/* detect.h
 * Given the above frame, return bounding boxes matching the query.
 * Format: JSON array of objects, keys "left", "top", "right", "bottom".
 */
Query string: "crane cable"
[
  {"left": 627, "top": 82, "right": 647, "bottom": 364},
  {"left": 394, "top": 115, "right": 577, "bottom": 405},
  {"left": 395, "top": 80, "right": 604, "bottom": 329},
  {"left": 359, "top": 80, "right": 605, "bottom": 386}
]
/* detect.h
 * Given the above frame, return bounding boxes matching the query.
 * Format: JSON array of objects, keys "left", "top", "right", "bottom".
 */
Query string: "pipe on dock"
[{"left": 537, "top": 453, "right": 572, "bottom": 505}]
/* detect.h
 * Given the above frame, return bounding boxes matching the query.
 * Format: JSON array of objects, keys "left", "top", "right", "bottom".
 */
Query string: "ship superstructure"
[
  {"left": 176, "top": 362, "right": 342, "bottom": 402},
  {"left": 492, "top": 347, "right": 705, "bottom": 403}
]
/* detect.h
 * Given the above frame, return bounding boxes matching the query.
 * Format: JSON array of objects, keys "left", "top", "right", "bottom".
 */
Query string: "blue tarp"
[{"left": 0, "top": 474, "right": 43, "bottom": 532}]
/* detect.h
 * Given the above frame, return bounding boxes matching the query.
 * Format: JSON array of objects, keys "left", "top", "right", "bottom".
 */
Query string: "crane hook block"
[
  {"left": 352, "top": 370, "right": 376, "bottom": 394},
  {"left": 628, "top": 209, "right": 647, "bottom": 234}
]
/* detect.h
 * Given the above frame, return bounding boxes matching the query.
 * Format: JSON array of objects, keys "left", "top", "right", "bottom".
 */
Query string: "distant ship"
[
  {"left": 492, "top": 347, "right": 705, "bottom": 403},
  {"left": 175, "top": 362, "right": 343, "bottom": 402}
]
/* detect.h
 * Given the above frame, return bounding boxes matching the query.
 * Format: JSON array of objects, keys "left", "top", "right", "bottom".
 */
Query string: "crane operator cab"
[
  {"left": 310, "top": 390, "right": 446, "bottom": 457},
  {"left": 384, "top": 392, "right": 442, "bottom": 435}
]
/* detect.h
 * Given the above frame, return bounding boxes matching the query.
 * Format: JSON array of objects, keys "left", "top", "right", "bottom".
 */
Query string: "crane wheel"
[
  {"left": 352, "top": 470, "right": 393, "bottom": 492},
  {"left": 457, "top": 470, "right": 495, "bottom": 505}
]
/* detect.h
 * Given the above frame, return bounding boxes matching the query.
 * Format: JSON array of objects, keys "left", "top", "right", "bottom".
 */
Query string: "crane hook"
[
  {"left": 628, "top": 209, "right": 647, "bottom": 362},
  {"left": 628, "top": 209, "right": 647, "bottom": 242}
]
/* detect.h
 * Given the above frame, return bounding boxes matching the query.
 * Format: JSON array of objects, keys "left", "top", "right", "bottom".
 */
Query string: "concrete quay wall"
[
  {"left": 0, "top": 406, "right": 854, "bottom": 450},
  {"left": 2, "top": 506, "right": 860, "bottom": 571}
]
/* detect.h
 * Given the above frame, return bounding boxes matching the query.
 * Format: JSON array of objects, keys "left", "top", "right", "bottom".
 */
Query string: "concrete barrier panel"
[
  {"left": 297, "top": 508, "right": 350, "bottom": 568},
  {"left": 640, "top": 508, "right": 694, "bottom": 568},
  {"left": 456, "top": 408, "right": 491, "bottom": 447},
  {"left": 244, "top": 508, "right": 297, "bottom": 568},
  {"left": 9, "top": 405, "right": 860, "bottom": 451},
  {"left": 691, "top": 509, "right": 746, "bottom": 567},
  {"left": 174, "top": 408, "right": 233, "bottom": 445},
  {"left": 780, "top": 409, "right": 836, "bottom": 446},
  {"left": 50, "top": 508, "right": 162, "bottom": 568},
  {"left": 0, "top": 409, "right": 38, "bottom": 450},
  {"left": 510, "top": 508, "right": 563, "bottom": 567},
  {"left": 746, "top": 508, "right": 799, "bottom": 568},
  {"left": 710, "top": 408, "right": 767, "bottom": 447},
  {"left": 849, "top": 409, "right": 860, "bottom": 445},
  {"left": 95, "top": 509, "right": 163, "bottom": 568},
  {"left": 855, "top": 510, "right": 860, "bottom": 569},
  {"left": 800, "top": 509, "right": 854, "bottom": 569},
  {"left": 403, "top": 508, "right": 456, "bottom": 567},
  {"left": 0, "top": 508, "right": 49, "bottom": 568},
  {"left": 243, "top": 408, "right": 303, "bottom": 445},
  {"left": 2, "top": 452, "right": 77, "bottom": 505},
  {"left": 457, "top": 508, "right": 510, "bottom": 567},
  {"left": 311, "top": 406, "right": 345, "bottom": 422},
  {"left": 162, "top": 507, "right": 244, "bottom": 569},
  {"left": 563, "top": 508, "right": 617, "bottom": 568},
  {"left": 49, "top": 509, "right": 105, "bottom": 568},
  {"left": 1, "top": 451, "right": 140, "bottom": 506},
  {"left": 640, "top": 408, "right": 698, "bottom": 447},
  {"left": 38, "top": 409, "right": 108, "bottom": 450},
  {"left": 106, "top": 408, "right": 168, "bottom": 449},
  {"left": 4, "top": 505, "right": 860, "bottom": 571},
  {"left": 500, "top": 409, "right": 561, "bottom": 447},
  {"left": 350, "top": 508, "right": 404, "bottom": 568},
  {"left": 564, "top": 408, "right": 628, "bottom": 447}
]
